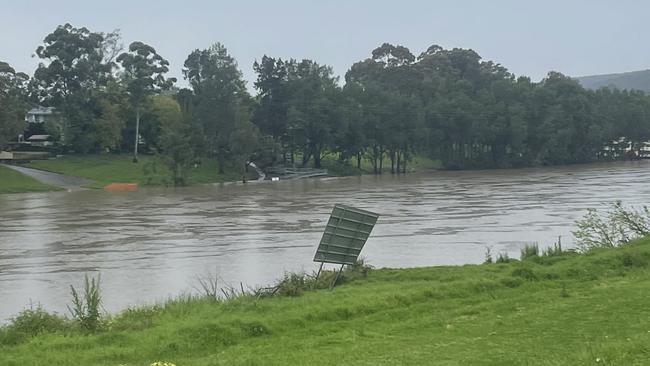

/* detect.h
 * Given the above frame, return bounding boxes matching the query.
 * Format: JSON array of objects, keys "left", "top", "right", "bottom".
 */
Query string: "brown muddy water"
[{"left": 1, "top": 161, "right": 650, "bottom": 320}]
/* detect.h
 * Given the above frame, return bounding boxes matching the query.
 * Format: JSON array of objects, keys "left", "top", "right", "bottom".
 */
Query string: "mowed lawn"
[
  {"left": 0, "top": 165, "right": 60, "bottom": 194},
  {"left": 26, "top": 155, "right": 242, "bottom": 188},
  {"left": 2, "top": 238, "right": 650, "bottom": 365},
  {"left": 24, "top": 154, "right": 440, "bottom": 189}
]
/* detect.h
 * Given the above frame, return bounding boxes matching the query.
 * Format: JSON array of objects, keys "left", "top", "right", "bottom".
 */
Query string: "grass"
[
  {"left": 2, "top": 238, "right": 650, "bottom": 365},
  {"left": 321, "top": 154, "right": 441, "bottom": 176},
  {"left": 23, "top": 153, "right": 439, "bottom": 190},
  {"left": 26, "top": 155, "right": 243, "bottom": 188},
  {"left": 0, "top": 165, "right": 60, "bottom": 194}
]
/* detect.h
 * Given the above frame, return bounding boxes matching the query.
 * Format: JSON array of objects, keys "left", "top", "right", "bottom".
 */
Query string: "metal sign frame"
[{"left": 313, "top": 204, "right": 379, "bottom": 287}]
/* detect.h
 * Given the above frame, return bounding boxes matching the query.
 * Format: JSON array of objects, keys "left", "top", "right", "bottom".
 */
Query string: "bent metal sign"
[{"left": 313, "top": 204, "right": 379, "bottom": 265}]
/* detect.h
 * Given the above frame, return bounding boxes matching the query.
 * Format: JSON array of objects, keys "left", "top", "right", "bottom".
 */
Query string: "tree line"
[{"left": 1, "top": 24, "right": 650, "bottom": 184}]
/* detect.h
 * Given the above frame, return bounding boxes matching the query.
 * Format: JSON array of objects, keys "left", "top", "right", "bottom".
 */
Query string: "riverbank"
[
  {"left": 2, "top": 237, "right": 649, "bottom": 365},
  {"left": 17, "top": 153, "right": 440, "bottom": 191},
  {"left": 26, "top": 155, "right": 243, "bottom": 189},
  {"left": 0, "top": 165, "right": 61, "bottom": 194}
]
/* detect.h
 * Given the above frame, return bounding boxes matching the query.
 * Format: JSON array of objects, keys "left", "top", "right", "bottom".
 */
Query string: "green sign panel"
[{"left": 313, "top": 204, "right": 379, "bottom": 265}]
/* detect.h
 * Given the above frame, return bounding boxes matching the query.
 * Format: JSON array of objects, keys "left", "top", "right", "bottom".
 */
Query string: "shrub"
[
  {"left": 573, "top": 201, "right": 650, "bottom": 251},
  {"left": 68, "top": 274, "right": 103, "bottom": 331},
  {"left": 275, "top": 272, "right": 311, "bottom": 297},
  {"left": 0, "top": 306, "right": 69, "bottom": 345}
]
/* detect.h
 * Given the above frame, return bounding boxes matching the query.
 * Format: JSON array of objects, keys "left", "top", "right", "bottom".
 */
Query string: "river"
[{"left": 1, "top": 161, "right": 650, "bottom": 321}]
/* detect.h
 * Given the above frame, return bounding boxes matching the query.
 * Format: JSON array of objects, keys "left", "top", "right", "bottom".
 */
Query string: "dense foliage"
[{"left": 2, "top": 23, "right": 650, "bottom": 183}]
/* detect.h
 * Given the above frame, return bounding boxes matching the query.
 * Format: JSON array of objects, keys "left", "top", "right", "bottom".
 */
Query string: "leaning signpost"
[{"left": 313, "top": 204, "right": 379, "bottom": 288}]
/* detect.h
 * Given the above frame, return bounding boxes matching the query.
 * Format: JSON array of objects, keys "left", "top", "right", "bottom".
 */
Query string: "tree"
[
  {"left": 0, "top": 61, "right": 29, "bottom": 149},
  {"left": 32, "top": 24, "right": 115, "bottom": 103},
  {"left": 117, "top": 41, "right": 175, "bottom": 162},
  {"left": 183, "top": 43, "right": 256, "bottom": 174},
  {"left": 346, "top": 43, "right": 422, "bottom": 173},
  {"left": 145, "top": 95, "right": 194, "bottom": 185},
  {"left": 285, "top": 59, "right": 341, "bottom": 168},
  {"left": 94, "top": 83, "right": 126, "bottom": 152},
  {"left": 253, "top": 56, "right": 292, "bottom": 161},
  {"left": 31, "top": 24, "right": 120, "bottom": 151}
]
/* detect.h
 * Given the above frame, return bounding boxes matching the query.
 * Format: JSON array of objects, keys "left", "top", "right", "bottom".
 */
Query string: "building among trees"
[{"left": 24, "top": 106, "right": 64, "bottom": 144}]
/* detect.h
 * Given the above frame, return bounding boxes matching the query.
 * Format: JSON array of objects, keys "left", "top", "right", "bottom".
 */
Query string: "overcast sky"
[{"left": 2, "top": 0, "right": 649, "bottom": 89}]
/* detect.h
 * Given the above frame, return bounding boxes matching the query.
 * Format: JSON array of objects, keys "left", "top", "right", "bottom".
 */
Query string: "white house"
[
  {"left": 26, "top": 106, "right": 60, "bottom": 123},
  {"left": 26, "top": 134, "right": 54, "bottom": 147},
  {"left": 24, "top": 106, "right": 64, "bottom": 144}
]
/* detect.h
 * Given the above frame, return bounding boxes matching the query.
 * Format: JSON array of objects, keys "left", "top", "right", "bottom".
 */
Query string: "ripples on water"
[{"left": 1, "top": 160, "right": 650, "bottom": 320}]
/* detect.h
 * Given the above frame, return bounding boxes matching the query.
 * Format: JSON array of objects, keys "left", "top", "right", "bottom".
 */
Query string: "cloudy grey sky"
[{"left": 2, "top": 0, "right": 649, "bottom": 89}]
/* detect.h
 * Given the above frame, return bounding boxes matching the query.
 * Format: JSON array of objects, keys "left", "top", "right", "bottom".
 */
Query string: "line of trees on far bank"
[{"left": 2, "top": 24, "right": 650, "bottom": 184}]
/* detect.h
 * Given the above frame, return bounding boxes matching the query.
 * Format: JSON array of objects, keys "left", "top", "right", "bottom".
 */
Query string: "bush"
[
  {"left": 573, "top": 201, "right": 650, "bottom": 252},
  {"left": 0, "top": 306, "right": 69, "bottom": 345}
]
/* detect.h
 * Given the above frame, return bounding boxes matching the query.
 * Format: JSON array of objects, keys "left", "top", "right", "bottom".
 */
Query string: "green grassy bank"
[
  {"left": 26, "top": 155, "right": 241, "bottom": 189},
  {"left": 24, "top": 154, "right": 440, "bottom": 190},
  {"left": 0, "top": 165, "right": 60, "bottom": 194},
  {"left": 2, "top": 238, "right": 650, "bottom": 365}
]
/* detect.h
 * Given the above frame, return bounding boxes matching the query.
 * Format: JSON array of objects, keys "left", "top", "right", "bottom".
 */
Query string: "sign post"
[{"left": 313, "top": 204, "right": 379, "bottom": 288}]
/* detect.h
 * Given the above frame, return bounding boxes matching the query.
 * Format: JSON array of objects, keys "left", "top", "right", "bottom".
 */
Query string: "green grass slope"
[
  {"left": 576, "top": 69, "right": 650, "bottom": 92},
  {"left": 0, "top": 165, "right": 60, "bottom": 194},
  {"left": 2, "top": 238, "right": 650, "bottom": 365},
  {"left": 26, "top": 155, "right": 241, "bottom": 188}
]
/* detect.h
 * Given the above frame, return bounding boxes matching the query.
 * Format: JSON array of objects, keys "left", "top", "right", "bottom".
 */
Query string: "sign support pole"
[
  {"left": 330, "top": 264, "right": 345, "bottom": 289},
  {"left": 313, "top": 262, "right": 324, "bottom": 288}
]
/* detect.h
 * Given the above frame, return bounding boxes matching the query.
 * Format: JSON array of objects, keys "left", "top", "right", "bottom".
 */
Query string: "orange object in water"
[{"left": 104, "top": 183, "right": 139, "bottom": 191}]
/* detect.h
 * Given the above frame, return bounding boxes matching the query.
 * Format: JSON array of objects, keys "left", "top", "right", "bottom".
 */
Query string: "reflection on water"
[{"left": 1, "top": 161, "right": 650, "bottom": 320}]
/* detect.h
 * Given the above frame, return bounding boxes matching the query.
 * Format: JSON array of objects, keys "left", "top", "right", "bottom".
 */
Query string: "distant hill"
[{"left": 575, "top": 69, "right": 650, "bottom": 92}]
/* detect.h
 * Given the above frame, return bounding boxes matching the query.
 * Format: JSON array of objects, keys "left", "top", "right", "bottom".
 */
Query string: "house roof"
[
  {"left": 27, "top": 135, "right": 51, "bottom": 141},
  {"left": 26, "top": 106, "right": 57, "bottom": 115}
]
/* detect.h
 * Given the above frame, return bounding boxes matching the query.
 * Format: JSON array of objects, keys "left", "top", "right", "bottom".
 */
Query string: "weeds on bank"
[
  {"left": 520, "top": 243, "right": 539, "bottom": 260},
  {"left": 193, "top": 259, "right": 374, "bottom": 301},
  {"left": 0, "top": 305, "right": 70, "bottom": 345},
  {"left": 68, "top": 274, "right": 103, "bottom": 331},
  {"left": 0, "top": 274, "right": 104, "bottom": 345},
  {"left": 0, "top": 263, "right": 324, "bottom": 345},
  {"left": 496, "top": 252, "right": 514, "bottom": 263},
  {"left": 486, "top": 238, "right": 570, "bottom": 266}
]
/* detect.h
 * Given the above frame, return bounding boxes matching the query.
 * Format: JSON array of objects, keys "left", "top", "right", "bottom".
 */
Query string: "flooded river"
[{"left": 2, "top": 161, "right": 650, "bottom": 320}]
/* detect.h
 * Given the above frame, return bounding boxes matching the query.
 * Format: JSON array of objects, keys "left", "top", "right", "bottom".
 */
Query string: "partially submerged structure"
[{"left": 602, "top": 137, "right": 650, "bottom": 159}]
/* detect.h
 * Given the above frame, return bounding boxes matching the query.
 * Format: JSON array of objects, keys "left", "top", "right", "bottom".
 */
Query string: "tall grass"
[
  {"left": 68, "top": 274, "right": 103, "bottom": 331},
  {"left": 543, "top": 242, "right": 564, "bottom": 257},
  {"left": 496, "top": 252, "right": 513, "bottom": 263},
  {"left": 520, "top": 243, "right": 539, "bottom": 260}
]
